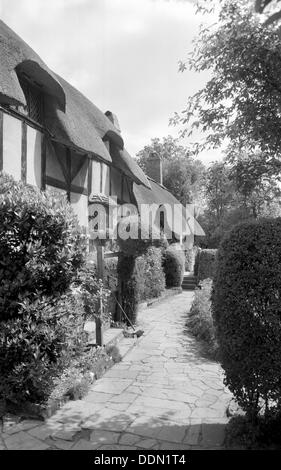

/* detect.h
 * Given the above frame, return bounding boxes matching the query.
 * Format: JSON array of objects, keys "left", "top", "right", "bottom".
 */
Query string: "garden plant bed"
[
  {"left": 2, "top": 338, "right": 124, "bottom": 423},
  {"left": 138, "top": 287, "right": 182, "bottom": 310}
]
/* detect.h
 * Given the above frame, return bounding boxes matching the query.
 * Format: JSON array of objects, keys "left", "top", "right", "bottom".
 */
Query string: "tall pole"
[{"left": 96, "top": 243, "right": 104, "bottom": 346}]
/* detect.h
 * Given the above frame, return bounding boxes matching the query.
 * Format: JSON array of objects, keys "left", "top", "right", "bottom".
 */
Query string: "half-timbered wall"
[
  {"left": 0, "top": 110, "right": 42, "bottom": 188},
  {"left": 0, "top": 108, "right": 136, "bottom": 231}
]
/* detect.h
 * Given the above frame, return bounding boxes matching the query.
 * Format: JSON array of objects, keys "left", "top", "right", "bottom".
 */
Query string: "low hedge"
[
  {"left": 212, "top": 218, "right": 281, "bottom": 419},
  {"left": 188, "top": 279, "right": 218, "bottom": 359},
  {"left": 163, "top": 245, "right": 185, "bottom": 288}
]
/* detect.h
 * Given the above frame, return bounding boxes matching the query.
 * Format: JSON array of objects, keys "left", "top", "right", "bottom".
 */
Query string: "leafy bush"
[
  {"left": 105, "top": 344, "right": 122, "bottom": 364},
  {"left": 76, "top": 265, "right": 111, "bottom": 322},
  {"left": 212, "top": 218, "right": 281, "bottom": 419},
  {"left": 0, "top": 295, "right": 82, "bottom": 405},
  {"left": 117, "top": 246, "right": 166, "bottom": 324},
  {"left": 193, "top": 247, "right": 201, "bottom": 277},
  {"left": 117, "top": 254, "right": 140, "bottom": 325},
  {"left": 0, "top": 173, "right": 85, "bottom": 320},
  {"left": 137, "top": 247, "right": 165, "bottom": 301},
  {"left": 226, "top": 413, "right": 281, "bottom": 449},
  {"left": 196, "top": 249, "right": 217, "bottom": 282},
  {"left": 188, "top": 279, "right": 218, "bottom": 359},
  {"left": 104, "top": 257, "right": 119, "bottom": 318},
  {"left": 162, "top": 245, "right": 185, "bottom": 288}
]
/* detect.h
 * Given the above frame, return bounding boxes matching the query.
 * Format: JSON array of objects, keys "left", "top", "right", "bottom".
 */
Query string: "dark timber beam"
[
  {"left": 41, "top": 134, "right": 46, "bottom": 190},
  {"left": 21, "top": 122, "right": 27, "bottom": 183}
]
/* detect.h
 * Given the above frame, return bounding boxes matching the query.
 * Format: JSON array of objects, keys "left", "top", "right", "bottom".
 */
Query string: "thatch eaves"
[
  {"left": 0, "top": 19, "right": 152, "bottom": 186},
  {"left": 0, "top": 20, "right": 65, "bottom": 108},
  {"left": 44, "top": 75, "right": 122, "bottom": 163},
  {"left": 110, "top": 145, "right": 151, "bottom": 189}
]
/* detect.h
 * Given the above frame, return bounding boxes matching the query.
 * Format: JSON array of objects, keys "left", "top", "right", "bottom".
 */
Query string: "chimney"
[
  {"left": 146, "top": 152, "right": 163, "bottom": 185},
  {"left": 105, "top": 110, "right": 121, "bottom": 133}
]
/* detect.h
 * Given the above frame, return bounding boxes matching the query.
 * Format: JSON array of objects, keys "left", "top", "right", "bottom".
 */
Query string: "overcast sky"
[{"left": 0, "top": 0, "right": 220, "bottom": 164}]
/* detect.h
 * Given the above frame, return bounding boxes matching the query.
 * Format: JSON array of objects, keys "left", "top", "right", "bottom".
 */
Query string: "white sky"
[{"left": 0, "top": 0, "right": 221, "bottom": 164}]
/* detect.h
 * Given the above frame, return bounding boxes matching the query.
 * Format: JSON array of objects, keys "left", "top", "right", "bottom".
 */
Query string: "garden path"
[{"left": 0, "top": 291, "right": 233, "bottom": 450}]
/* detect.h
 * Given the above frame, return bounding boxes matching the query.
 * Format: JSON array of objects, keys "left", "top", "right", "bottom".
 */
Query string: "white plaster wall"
[
  {"left": 70, "top": 192, "right": 88, "bottom": 228},
  {"left": 26, "top": 125, "right": 42, "bottom": 187},
  {"left": 3, "top": 114, "right": 22, "bottom": 180},
  {"left": 101, "top": 163, "right": 110, "bottom": 196},
  {"left": 91, "top": 160, "right": 101, "bottom": 193}
]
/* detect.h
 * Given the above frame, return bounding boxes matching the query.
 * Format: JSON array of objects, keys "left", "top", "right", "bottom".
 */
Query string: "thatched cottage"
[{"left": 0, "top": 20, "right": 202, "bottom": 242}]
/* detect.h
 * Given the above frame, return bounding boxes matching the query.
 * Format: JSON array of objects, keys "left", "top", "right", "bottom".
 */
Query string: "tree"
[
  {"left": 229, "top": 151, "right": 281, "bottom": 218},
  {"left": 197, "top": 158, "right": 281, "bottom": 247},
  {"left": 204, "top": 162, "right": 235, "bottom": 224},
  {"left": 136, "top": 136, "right": 205, "bottom": 206},
  {"left": 172, "top": 0, "right": 281, "bottom": 180}
]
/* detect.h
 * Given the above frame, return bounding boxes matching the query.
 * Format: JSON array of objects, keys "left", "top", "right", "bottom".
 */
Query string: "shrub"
[
  {"left": 196, "top": 249, "right": 217, "bottom": 282},
  {"left": 193, "top": 247, "right": 201, "bottom": 277},
  {"left": 117, "top": 254, "right": 139, "bottom": 325},
  {"left": 137, "top": 246, "right": 165, "bottom": 301},
  {"left": 226, "top": 413, "right": 281, "bottom": 449},
  {"left": 188, "top": 279, "right": 218, "bottom": 359},
  {"left": 212, "top": 218, "right": 281, "bottom": 419},
  {"left": 105, "top": 344, "right": 122, "bottom": 363},
  {"left": 76, "top": 265, "right": 111, "bottom": 322},
  {"left": 117, "top": 247, "right": 166, "bottom": 324},
  {"left": 162, "top": 245, "right": 185, "bottom": 288},
  {"left": 0, "top": 295, "right": 81, "bottom": 406},
  {"left": 0, "top": 173, "right": 85, "bottom": 320}
]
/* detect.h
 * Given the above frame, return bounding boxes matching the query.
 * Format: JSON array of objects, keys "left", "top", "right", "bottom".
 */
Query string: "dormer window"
[{"left": 18, "top": 75, "right": 44, "bottom": 125}]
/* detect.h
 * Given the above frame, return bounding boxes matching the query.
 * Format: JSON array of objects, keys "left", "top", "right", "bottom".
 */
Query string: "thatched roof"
[
  {"left": 0, "top": 19, "right": 151, "bottom": 184},
  {"left": 44, "top": 76, "right": 124, "bottom": 163},
  {"left": 110, "top": 145, "right": 151, "bottom": 188},
  {"left": 133, "top": 178, "right": 205, "bottom": 237},
  {"left": 0, "top": 20, "right": 65, "bottom": 108}
]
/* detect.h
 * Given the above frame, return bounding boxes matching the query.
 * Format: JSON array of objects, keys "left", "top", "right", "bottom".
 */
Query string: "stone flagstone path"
[{"left": 0, "top": 291, "right": 233, "bottom": 450}]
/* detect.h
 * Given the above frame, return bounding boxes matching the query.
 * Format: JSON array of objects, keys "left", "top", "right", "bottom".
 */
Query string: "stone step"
[{"left": 103, "top": 328, "right": 124, "bottom": 348}]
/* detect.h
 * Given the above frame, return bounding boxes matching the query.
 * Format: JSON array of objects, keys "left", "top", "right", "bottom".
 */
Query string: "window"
[{"left": 18, "top": 75, "right": 44, "bottom": 125}]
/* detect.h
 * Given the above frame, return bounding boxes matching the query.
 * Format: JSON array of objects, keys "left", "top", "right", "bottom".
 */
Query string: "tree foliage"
[
  {"left": 197, "top": 159, "right": 281, "bottom": 247},
  {"left": 173, "top": 0, "right": 281, "bottom": 178},
  {"left": 136, "top": 136, "right": 205, "bottom": 206}
]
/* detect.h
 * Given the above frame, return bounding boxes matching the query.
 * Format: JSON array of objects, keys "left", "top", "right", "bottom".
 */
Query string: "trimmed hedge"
[
  {"left": 0, "top": 173, "right": 85, "bottom": 320},
  {"left": 117, "top": 247, "right": 166, "bottom": 324},
  {"left": 195, "top": 248, "right": 217, "bottom": 282},
  {"left": 117, "top": 254, "right": 139, "bottom": 325},
  {"left": 163, "top": 245, "right": 185, "bottom": 288},
  {"left": 138, "top": 247, "right": 165, "bottom": 301},
  {"left": 212, "top": 218, "right": 281, "bottom": 418}
]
